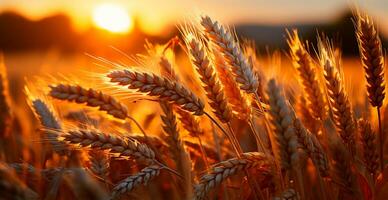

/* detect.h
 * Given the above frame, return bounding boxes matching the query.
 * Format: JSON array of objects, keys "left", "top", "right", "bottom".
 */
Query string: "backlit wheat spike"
[
  {"left": 287, "top": 30, "right": 327, "bottom": 120},
  {"left": 201, "top": 15, "right": 258, "bottom": 93},
  {"left": 61, "top": 129, "right": 155, "bottom": 164},
  {"left": 294, "top": 118, "right": 329, "bottom": 177},
  {"left": 273, "top": 189, "right": 298, "bottom": 200},
  {"left": 358, "top": 119, "right": 379, "bottom": 176},
  {"left": 0, "top": 55, "right": 12, "bottom": 138},
  {"left": 213, "top": 50, "right": 251, "bottom": 120},
  {"left": 49, "top": 84, "right": 128, "bottom": 119},
  {"left": 185, "top": 34, "right": 232, "bottom": 123},
  {"left": 194, "top": 152, "right": 271, "bottom": 200},
  {"left": 175, "top": 108, "right": 204, "bottom": 137},
  {"left": 89, "top": 150, "right": 110, "bottom": 178},
  {"left": 111, "top": 165, "right": 162, "bottom": 199},
  {"left": 107, "top": 70, "right": 205, "bottom": 115},
  {"left": 319, "top": 42, "right": 356, "bottom": 153},
  {"left": 30, "top": 98, "right": 67, "bottom": 155},
  {"left": 266, "top": 79, "right": 299, "bottom": 170},
  {"left": 355, "top": 14, "right": 385, "bottom": 108}
]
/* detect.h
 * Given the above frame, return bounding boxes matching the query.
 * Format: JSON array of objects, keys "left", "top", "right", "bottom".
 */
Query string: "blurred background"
[{"left": 0, "top": 0, "right": 388, "bottom": 88}]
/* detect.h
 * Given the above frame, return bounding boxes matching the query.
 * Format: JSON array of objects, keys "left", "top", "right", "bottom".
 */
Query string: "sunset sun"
[{"left": 92, "top": 3, "right": 133, "bottom": 34}]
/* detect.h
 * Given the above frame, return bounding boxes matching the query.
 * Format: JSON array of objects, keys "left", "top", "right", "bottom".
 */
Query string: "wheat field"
[{"left": 0, "top": 12, "right": 388, "bottom": 200}]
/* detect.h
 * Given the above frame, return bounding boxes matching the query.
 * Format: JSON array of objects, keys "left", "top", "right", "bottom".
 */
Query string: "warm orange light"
[{"left": 92, "top": 3, "right": 133, "bottom": 34}]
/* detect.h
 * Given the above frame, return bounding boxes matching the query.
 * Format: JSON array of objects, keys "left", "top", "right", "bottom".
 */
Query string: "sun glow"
[{"left": 92, "top": 3, "right": 133, "bottom": 34}]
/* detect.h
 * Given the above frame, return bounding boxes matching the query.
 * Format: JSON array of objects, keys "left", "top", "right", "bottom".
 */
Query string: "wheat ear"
[
  {"left": 89, "top": 150, "right": 110, "bottom": 179},
  {"left": 29, "top": 98, "right": 67, "bottom": 155},
  {"left": 355, "top": 14, "right": 385, "bottom": 108},
  {"left": 184, "top": 34, "right": 232, "bottom": 123},
  {"left": 319, "top": 42, "right": 356, "bottom": 153},
  {"left": 107, "top": 70, "right": 205, "bottom": 115},
  {"left": 49, "top": 84, "right": 128, "bottom": 119},
  {"left": 194, "top": 152, "right": 270, "bottom": 200},
  {"left": 287, "top": 30, "right": 327, "bottom": 120},
  {"left": 200, "top": 15, "right": 258, "bottom": 93},
  {"left": 61, "top": 129, "right": 155, "bottom": 164},
  {"left": 358, "top": 119, "right": 379, "bottom": 176},
  {"left": 355, "top": 13, "right": 386, "bottom": 173},
  {"left": 266, "top": 79, "right": 299, "bottom": 171},
  {"left": 213, "top": 50, "right": 251, "bottom": 120},
  {"left": 293, "top": 118, "right": 329, "bottom": 177},
  {"left": 111, "top": 165, "right": 162, "bottom": 199}
]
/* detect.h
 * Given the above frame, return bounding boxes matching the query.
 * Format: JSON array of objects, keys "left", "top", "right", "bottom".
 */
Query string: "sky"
[{"left": 1, "top": 0, "right": 388, "bottom": 35}]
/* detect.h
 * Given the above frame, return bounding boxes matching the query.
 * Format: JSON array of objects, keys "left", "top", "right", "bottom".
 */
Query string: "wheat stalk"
[
  {"left": 107, "top": 69, "right": 205, "bottom": 115},
  {"left": 266, "top": 79, "right": 299, "bottom": 171},
  {"left": 111, "top": 165, "right": 162, "bottom": 199},
  {"left": 184, "top": 34, "right": 232, "bottom": 123},
  {"left": 287, "top": 30, "right": 327, "bottom": 120},
  {"left": 358, "top": 119, "right": 379, "bottom": 176},
  {"left": 194, "top": 152, "right": 270, "bottom": 200},
  {"left": 200, "top": 15, "right": 258, "bottom": 93},
  {"left": 61, "top": 129, "right": 155, "bottom": 164},
  {"left": 319, "top": 42, "right": 356, "bottom": 153}
]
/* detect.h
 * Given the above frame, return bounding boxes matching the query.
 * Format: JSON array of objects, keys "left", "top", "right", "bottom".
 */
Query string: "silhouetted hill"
[
  {"left": 0, "top": 11, "right": 78, "bottom": 51},
  {"left": 235, "top": 11, "right": 388, "bottom": 56}
]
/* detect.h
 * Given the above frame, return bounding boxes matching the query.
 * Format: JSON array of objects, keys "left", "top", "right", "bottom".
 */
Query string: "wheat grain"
[
  {"left": 194, "top": 152, "right": 270, "bottom": 200},
  {"left": 200, "top": 15, "right": 258, "bottom": 93},
  {"left": 111, "top": 165, "right": 162, "bottom": 199},
  {"left": 108, "top": 70, "right": 205, "bottom": 115}
]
